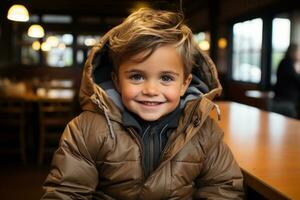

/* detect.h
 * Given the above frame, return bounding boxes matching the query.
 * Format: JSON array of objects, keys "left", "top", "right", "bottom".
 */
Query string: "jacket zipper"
[
  {"left": 159, "top": 99, "right": 201, "bottom": 162},
  {"left": 127, "top": 127, "right": 146, "bottom": 181}
]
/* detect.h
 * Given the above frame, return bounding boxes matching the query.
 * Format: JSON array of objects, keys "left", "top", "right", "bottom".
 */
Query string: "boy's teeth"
[{"left": 142, "top": 101, "right": 159, "bottom": 105}]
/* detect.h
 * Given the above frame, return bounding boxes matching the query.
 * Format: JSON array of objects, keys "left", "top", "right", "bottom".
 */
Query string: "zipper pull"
[
  {"left": 193, "top": 115, "right": 201, "bottom": 127},
  {"left": 91, "top": 94, "right": 115, "bottom": 139},
  {"left": 214, "top": 103, "right": 221, "bottom": 121}
]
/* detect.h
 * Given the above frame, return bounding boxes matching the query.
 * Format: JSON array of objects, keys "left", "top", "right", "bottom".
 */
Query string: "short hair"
[{"left": 108, "top": 8, "right": 198, "bottom": 79}]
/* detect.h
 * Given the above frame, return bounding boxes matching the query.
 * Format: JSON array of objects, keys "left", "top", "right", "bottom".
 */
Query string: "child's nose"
[{"left": 142, "top": 81, "right": 159, "bottom": 96}]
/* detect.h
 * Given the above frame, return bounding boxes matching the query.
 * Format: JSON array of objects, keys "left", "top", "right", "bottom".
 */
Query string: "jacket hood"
[{"left": 79, "top": 28, "right": 222, "bottom": 124}]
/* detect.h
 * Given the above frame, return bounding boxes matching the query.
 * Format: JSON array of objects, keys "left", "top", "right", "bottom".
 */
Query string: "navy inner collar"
[{"left": 122, "top": 105, "right": 182, "bottom": 134}]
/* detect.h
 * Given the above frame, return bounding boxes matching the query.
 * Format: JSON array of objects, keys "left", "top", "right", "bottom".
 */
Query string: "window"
[
  {"left": 232, "top": 18, "right": 263, "bottom": 83},
  {"left": 20, "top": 32, "right": 103, "bottom": 67},
  {"left": 271, "top": 17, "right": 291, "bottom": 84},
  {"left": 20, "top": 14, "right": 74, "bottom": 67},
  {"left": 22, "top": 33, "right": 74, "bottom": 67},
  {"left": 76, "top": 35, "right": 101, "bottom": 65},
  {"left": 44, "top": 34, "right": 73, "bottom": 67},
  {"left": 21, "top": 34, "right": 40, "bottom": 65}
]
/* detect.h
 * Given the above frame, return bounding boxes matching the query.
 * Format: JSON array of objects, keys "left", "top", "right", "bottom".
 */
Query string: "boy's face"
[{"left": 113, "top": 45, "right": 192, "bottom": 121}]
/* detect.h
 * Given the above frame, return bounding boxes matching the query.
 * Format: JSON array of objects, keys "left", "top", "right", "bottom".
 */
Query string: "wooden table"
[
  {"left": 0, "top": 88, "right": 76, "bottom": 163},
  {"left": 211, "top": 101, "right": 300, "bottom": 200}
]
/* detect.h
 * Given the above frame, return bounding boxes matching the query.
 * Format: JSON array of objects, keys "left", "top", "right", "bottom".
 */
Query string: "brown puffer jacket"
[{"left": 42, "top": 30, "right": 244, "bottom": 199}]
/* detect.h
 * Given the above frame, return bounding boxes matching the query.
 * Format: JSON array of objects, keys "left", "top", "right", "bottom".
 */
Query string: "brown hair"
[{"left": 108, "top": 8, "right": 198, "bottom": 79}]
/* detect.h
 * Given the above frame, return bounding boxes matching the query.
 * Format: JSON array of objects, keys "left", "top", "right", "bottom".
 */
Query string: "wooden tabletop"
[{"left": 211, "top": 101, "right": 300, "bottom": 200}]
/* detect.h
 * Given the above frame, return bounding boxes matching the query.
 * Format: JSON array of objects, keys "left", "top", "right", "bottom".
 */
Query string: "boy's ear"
[
  {"left": 180, "top": 74, "right": 192, "bottom": 96},
  {"left": 111, "top": 72, "right": 121, "bottom": 92}
]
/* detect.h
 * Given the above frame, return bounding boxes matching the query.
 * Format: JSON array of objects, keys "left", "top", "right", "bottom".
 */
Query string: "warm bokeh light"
[
  {"left": 218, "top": 38, "right": 228, "bottom": 49},
  {"left": 130, "top": 2, "right": 150, "bottom": 13},
  {"left": 46, "top": 36, "right": 59, "bottom": 47},
  {"left": 41, "top": 42, "right": 51, "bottom": 51},
  {"left": 199, "top": 40, "right": 210, "bottom": 51},
  {"left": 84, "top": 38, "right": 96, "bottom": 46},
  {"left": 7, "top": 4, "right": 29, "bottom": 22},
  {"left": 32, "top": 41, "right": 41, "bottom": 51},
  {"left": 58, "top": 43, "right": 66, "bottom": 49}
]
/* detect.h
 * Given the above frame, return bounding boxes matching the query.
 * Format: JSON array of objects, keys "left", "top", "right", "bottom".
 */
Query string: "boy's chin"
[
  {"left": 136, "top": 112, "right": 169, "bottom": 122},
  {"left": 126, "top": 106, "right": 176, "bottom": 122}
]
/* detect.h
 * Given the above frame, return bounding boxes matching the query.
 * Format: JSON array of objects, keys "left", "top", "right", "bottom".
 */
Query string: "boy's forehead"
[
  {"left": 121, "top": 45, "right": 182, "bottom": 63},
  {"left": 125, "top": 44, "right": 180, "bottom": 61}
]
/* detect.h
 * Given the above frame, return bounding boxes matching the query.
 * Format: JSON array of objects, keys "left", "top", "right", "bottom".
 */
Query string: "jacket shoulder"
[
  {"left": 194, "top": 116, "right": 224, "bottom": 155},
  {"left": 76, "top": 111, "right": 110, "bottom": 136},
  {"left": 66, "top": 111, "right": 111, "bottom": 160}
]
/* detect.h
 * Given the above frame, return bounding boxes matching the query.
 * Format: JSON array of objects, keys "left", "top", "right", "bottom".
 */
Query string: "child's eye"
[
  {"left": 161, "top": 75, "right": 174, "bottom": 82},
  {"left": 129, "top": 74, "right": 144, "bottom": 81}
]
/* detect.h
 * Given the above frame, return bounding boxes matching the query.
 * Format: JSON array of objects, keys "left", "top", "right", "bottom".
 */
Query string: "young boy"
[{"left": 42, "top": 8, "right": 244, "bottom": 199}]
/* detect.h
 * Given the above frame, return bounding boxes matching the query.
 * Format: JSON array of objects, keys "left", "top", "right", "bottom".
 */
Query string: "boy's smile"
[{"left": 113, "top": 45, "right": 192, "bottom": 121}]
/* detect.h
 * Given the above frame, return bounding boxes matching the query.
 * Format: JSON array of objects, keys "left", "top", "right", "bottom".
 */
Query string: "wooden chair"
[
  {"left": 0, "top": 98, "right": 27, "bottom": 164},
  {"left": 37, "top": 98, "right": 75, "bottom": 165}
]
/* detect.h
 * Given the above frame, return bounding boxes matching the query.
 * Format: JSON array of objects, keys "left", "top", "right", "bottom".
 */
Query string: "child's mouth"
[{"left": 137, "top": 101, "right": 164, "bottom": 106}]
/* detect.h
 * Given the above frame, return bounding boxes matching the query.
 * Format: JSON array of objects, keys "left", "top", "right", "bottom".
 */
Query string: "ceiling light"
[
  {"left": 7, "top": 4, "right": 29, "bottom": 22},
  {"left": 27, "top": 24, "right": 45, "bottom": 38}
]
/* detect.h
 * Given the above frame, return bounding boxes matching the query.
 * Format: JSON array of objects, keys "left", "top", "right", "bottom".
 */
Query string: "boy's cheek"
[
  {"left": 163, "top": 90, "right": 182, "bottom": 101},
  {"left": 121, "top": 86, "right": 138, "bottom": 98}
]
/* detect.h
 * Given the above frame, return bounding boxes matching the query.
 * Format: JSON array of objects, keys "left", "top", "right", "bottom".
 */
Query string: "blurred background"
[{"left": 0, "top": 0, "right": 300, "bottom": 199}]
